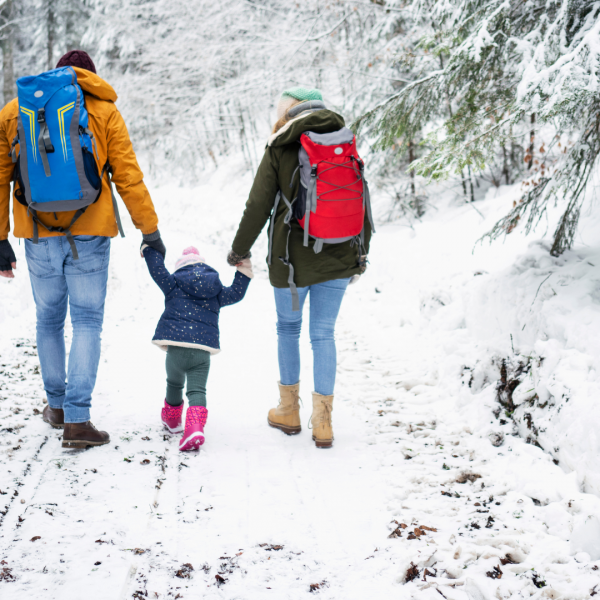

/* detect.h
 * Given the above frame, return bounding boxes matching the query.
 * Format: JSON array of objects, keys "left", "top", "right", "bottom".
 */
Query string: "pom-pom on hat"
[
  {"left": 277, "top": 87, "right": 323, "bottom": 120},
  {"left": 56, "top": 50, "right": 97, "bottom": 74},
  {"left": 175, "top": 246, "right": 206, "bottom": 271}
]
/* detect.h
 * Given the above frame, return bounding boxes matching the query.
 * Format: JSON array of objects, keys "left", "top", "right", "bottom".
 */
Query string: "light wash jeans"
[
  {"left": 274, "top": 278, "right": 350, "bottom": 396},
  {"left": 25, "top": 235, "right": 111, "bottom": 423}
]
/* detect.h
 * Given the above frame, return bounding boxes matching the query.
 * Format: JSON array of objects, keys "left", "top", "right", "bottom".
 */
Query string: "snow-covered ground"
[{"left": 2, "top": 158, "right": 600, "bottom": 598}]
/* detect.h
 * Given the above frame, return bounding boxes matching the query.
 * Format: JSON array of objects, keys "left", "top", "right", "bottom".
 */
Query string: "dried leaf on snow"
[
  {"left": 405, "top": 562, "right": 420, "bottom": 582},
  {"left": 486, "top": 565, "right": 503, "bottom": 579},
  {"left": 176, "top": 563, "right": 194, "bottom": 579}
]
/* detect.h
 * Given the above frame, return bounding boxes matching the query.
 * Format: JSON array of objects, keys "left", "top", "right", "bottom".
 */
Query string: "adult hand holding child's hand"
[
  {"left": 227, "top": 249, "right": 251, "bottom": 267},
  {"left": 141, "top": 230, "right": 167, "bottom": 259}
]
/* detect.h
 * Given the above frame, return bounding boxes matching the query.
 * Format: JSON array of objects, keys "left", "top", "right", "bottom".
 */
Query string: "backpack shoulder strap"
[
  {"left": 268, "top": 189, "right": 301, "bottom": 311},
  {"left": 268, "top": 190, "right": 281, "bottom": 266},
  {"left": 104, "top": 161, "right": 125, "bottom": 238},
  {"left": 359, "top": 160, "right": 375, "bottom": 233},
  {"left": 278, "top": 190, "right": 300, "bottom": 311}
]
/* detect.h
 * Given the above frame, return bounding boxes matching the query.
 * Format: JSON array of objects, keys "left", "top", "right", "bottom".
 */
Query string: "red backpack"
[{"left": 268, "top": 127, "right": 375, "bottom": 310}]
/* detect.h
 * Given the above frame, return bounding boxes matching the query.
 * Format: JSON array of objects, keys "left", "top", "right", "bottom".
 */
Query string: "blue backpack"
[{"left": 11, "top": 66, "right": 124, "bottom": 258}]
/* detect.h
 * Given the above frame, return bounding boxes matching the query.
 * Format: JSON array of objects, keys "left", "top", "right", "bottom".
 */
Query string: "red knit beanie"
[{"left": 56, "top": 50, "right": 96, "bottom": 74}]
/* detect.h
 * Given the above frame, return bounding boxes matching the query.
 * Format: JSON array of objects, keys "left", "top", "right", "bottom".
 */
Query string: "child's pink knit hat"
[{"left": 175, "top": 246, "right": 206, "bottom": 271}]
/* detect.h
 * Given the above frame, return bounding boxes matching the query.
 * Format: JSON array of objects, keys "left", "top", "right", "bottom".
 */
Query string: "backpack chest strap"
[{"left": 37, "top": 108, "right": 54, "bottom": 177}]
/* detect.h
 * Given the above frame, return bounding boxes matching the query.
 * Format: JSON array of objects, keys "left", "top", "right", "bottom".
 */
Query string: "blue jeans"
[
  {"left": 25, "top": 236, "right": 111, "bottom": 423},
  {"left": 274, "top": 278, "right": 350, "bottom": 396}
]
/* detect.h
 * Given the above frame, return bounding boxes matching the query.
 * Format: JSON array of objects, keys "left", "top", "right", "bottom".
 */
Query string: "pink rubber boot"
[
  {"left": 179, "top": 406, "right": 208, "bottom": 451},
  {"left": 161, "top": 400, "right": 184, "bottom": 434}
]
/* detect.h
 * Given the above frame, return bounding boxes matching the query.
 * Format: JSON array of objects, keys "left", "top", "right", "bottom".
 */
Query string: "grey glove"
[{"left": 141, "top": 230, "right": 166, "bottom": 259}]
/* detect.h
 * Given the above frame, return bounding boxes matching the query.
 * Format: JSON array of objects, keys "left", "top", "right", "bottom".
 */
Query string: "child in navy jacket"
[{"left": 142, "top": 245, "right": 252, "bottom": 451}]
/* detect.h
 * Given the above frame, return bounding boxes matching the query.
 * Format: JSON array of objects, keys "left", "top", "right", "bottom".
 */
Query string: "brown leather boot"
[
  {"left": 268, "top": 382, "right": 301, "bottom": 435},
  {"left": 62, "top": 422, "right": 110, "bottom": 449},
  {"left": 42, "top": 404, "right": 64, "bottom": 429},
  {"left": 311, "top": 393, "right": 333, "bottom": 448}
]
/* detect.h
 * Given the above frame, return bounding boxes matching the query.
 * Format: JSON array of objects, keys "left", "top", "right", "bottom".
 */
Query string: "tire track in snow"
[
  {"left": 0, "top": 434, "right": 50, "bottom": 530},
  {"left": 116, "top": 447, "right": 174, "bottom": 600}
]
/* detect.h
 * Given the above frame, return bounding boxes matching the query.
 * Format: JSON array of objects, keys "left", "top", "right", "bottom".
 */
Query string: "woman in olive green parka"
[{"left": 228, "top": 88, "right": 373, "bottom": 448}]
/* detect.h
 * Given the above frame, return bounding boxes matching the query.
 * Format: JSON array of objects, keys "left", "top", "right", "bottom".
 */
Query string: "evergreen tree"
[{"left": 358, "top": 0, "right": 600, "bottom": 254}]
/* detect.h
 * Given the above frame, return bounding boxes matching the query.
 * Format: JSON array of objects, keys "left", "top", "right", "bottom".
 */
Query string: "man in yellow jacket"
[{"left": 0, "top": 50, "right": 164, "bottom": 448}]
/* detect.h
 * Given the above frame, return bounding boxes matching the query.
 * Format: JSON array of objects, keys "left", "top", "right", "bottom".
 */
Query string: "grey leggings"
[{"left": 165, "top": 346, "right": 211, "bottom": 407}]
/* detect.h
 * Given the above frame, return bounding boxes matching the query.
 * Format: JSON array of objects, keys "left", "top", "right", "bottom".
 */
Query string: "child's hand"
[{"left": 236, "top": 258, "right": 254, "bottom": 279}]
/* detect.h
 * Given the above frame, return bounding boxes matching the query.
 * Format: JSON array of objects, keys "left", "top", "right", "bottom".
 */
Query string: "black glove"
[
  {"left": 227, "top": 249, "right": 251, "bottom": 266},
  {"left": 0, "top": 239, "right": 16, "bottom": 272},
  {"left": 141, "top": 230, "right": 166, "bottom": 259}
]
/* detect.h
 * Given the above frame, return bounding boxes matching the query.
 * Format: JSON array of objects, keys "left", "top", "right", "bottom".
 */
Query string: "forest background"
[
  {"left": 1, "top": 0, "right": 598, "bottom": 256},
  {"left": 3, "top": 3, "right": 600, "bottom": 594}
]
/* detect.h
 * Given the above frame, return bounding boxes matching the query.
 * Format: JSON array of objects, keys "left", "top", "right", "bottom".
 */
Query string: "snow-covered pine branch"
[{"left": 360, "top": 0, "right": 600, "bottom": 254}]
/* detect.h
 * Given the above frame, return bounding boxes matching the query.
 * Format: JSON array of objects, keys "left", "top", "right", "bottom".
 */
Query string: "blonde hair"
[{"left": 271, "top": 99, "right": 303, "bottom": 134}]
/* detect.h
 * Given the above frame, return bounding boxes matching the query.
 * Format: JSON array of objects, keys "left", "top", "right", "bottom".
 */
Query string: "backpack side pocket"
[
  {"left": 82, "top": 146, "right": 101, "bottom": 190},
  {"left": 13, "top": 155, "right": 28, "bottom": 207}
]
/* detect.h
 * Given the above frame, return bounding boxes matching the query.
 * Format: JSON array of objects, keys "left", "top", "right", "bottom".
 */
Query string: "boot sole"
[
  {"left": 163, "top": 423, "right": 184, "bottom": 434},
  {"left": 43, "top": 418, "right": 64, "bottom": 430},
  {"left": 179, "top": 432, "right": 205, "bottom": 452},
  {"left": 62, "top": 439, "right": 110, "bottom": 449},
  {"left": 312, "top": 435, "right": 333, "bottom": 449},
  {"left": 268, "top": 418, "right": 301, "bottom": 435}
]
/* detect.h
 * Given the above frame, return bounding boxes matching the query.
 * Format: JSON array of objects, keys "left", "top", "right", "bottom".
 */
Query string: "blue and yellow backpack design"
[{"left": 11, "top": 66, "right": 124, "bottom": 258}]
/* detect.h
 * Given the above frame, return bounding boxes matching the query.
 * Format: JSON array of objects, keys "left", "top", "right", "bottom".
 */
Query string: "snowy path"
[
  {"left": 2, "top": 171, "right": 600, "bottom": 598},
  {"left": 0, "top": 241, "right": 397, "bottom": 599}
]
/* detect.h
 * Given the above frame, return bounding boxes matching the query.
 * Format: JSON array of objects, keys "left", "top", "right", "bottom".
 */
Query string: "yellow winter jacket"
[{"left": 0, "top": 68, "right": 158, "bottom": 240}]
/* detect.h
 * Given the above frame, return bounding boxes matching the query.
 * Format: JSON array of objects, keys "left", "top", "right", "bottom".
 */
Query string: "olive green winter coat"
[{"left": 231, "top": 109, "right": 372, "bottom": 289}]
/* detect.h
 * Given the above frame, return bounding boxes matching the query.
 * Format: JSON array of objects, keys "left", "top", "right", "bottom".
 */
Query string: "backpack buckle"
[
  {"left": 310, "top": 165, "right": 317, "bottom": 177},
  {"left": 37, "top": 108, "right": 46, "bottom": 124}
]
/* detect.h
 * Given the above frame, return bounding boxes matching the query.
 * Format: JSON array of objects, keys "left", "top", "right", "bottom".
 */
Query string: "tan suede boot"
[
  {"left": 267, "top": 382, "right": 301, "bottom": 435},
  {"left": 311, "top": 392, "right": 333, "bottom": 448}
]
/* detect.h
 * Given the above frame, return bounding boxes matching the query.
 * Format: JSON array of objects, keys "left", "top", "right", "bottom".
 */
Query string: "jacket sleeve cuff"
[{"left": 143, "top": 230, "right": 161, "bottom": 242}]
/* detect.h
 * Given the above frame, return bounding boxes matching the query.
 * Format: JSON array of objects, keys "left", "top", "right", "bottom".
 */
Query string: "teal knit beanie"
[
  {"left": 281, "top": 87, "right": 323, "bottom": 102},
  {"left": 277, "top": 87, "right": 323, "bottom": 119}
]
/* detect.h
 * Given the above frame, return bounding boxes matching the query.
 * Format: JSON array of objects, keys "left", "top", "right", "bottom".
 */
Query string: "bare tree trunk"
[
  {"left": 468, "top": 164, "right": 475, "bottom": 203},
  {"left": 408, "top": 139, "right": 416, "bottom": 199},
  {"left": 527, "top": 113, "right": 535, "bottom": 170},
  {"left": 47, "top": 0, "right": 55, "bottom": 70},
  {"left": 502, "top": 144, "right": 510, "bottom": 185},
  {"left": 66, "top": 9, "right": 75, "bottom": 52},
  {"left": 441, "top": 53, "right": 468, "bottom": 200},
  {"left": 0, "top": 0, "right": 14, "bottom": 106}
]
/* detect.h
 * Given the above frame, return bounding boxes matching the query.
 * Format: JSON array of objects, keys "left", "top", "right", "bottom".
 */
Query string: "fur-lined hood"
[{"left": 268, "top": 108, "right": 345, "bottom": 147}]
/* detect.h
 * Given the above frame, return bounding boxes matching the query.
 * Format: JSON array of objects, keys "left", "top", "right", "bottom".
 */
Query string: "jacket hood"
[
  {"left": 268, "top": 109, "right": 345, "bottom": 147},
  {"left": 174, "top": 263, "right": 223, "bottom": 300},
  {"left": 73, "top": 67, "right": 117, "bottom": 102}
]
